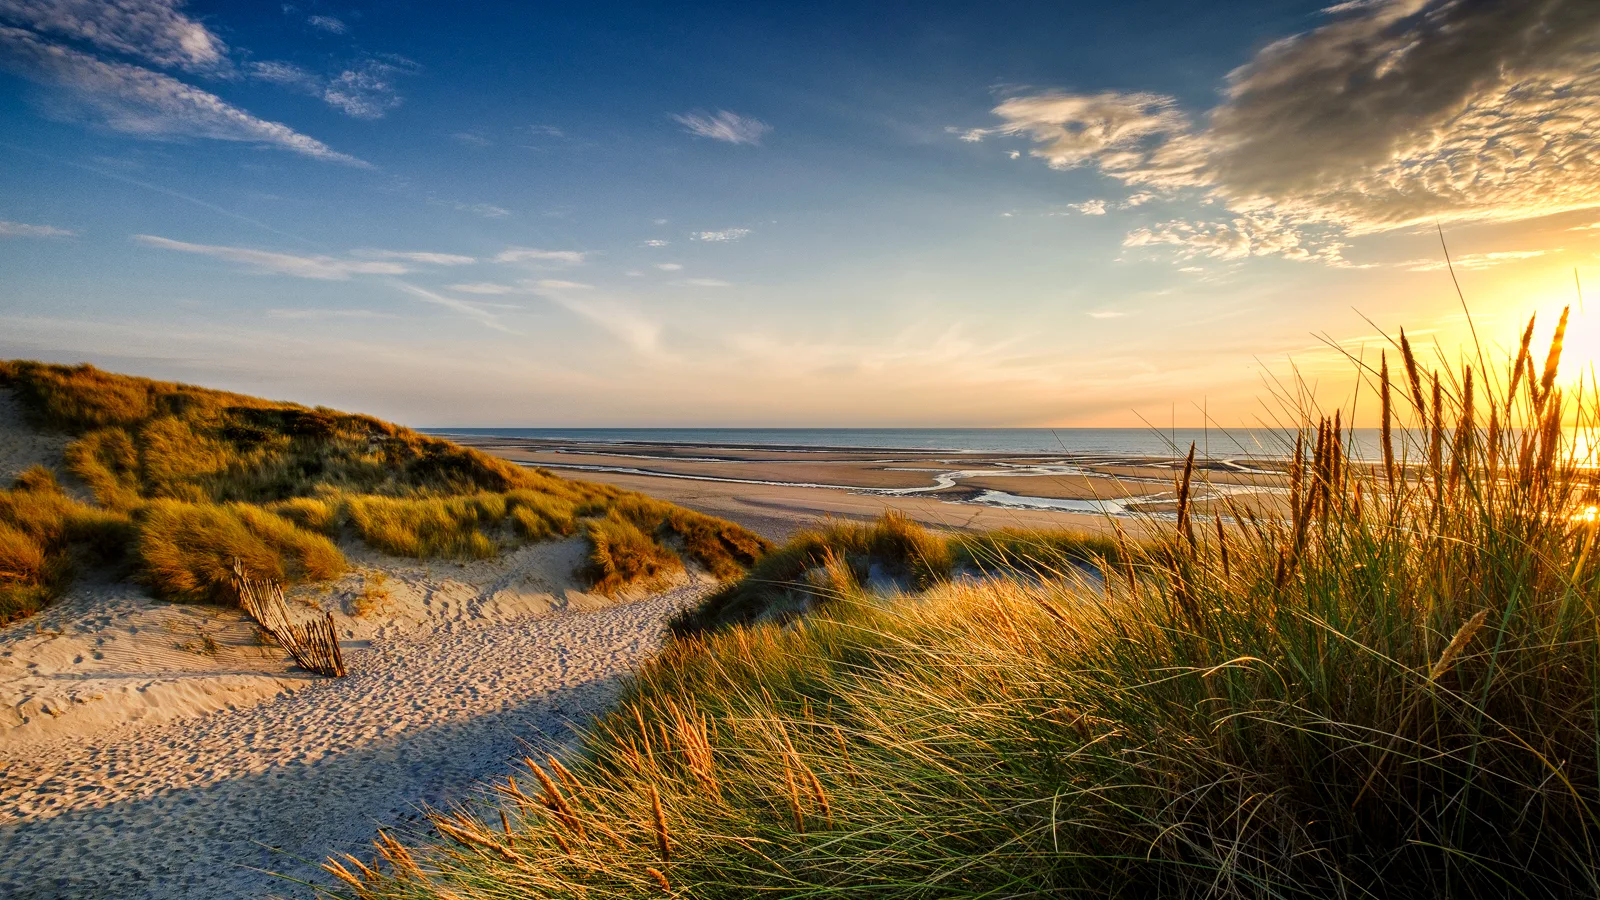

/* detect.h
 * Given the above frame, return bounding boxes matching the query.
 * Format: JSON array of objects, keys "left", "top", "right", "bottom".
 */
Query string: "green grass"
[
  {"left": 0, "top": 361, "right": 771, "bottom": 614},
  {"left": 324, "top": 313, "right": 1600, "bottom": 899}
]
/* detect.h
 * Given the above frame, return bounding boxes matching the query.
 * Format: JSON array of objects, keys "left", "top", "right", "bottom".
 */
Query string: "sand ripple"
[{"left": 0, "top": 586, "right": 704, "bottom": 900}]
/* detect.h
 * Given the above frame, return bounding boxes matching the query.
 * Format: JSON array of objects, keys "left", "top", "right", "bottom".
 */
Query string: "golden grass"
[
  {"left": 672, "top": 510, "right": 1113, "bottom": 633},
  {"left": 333, "top": 311, "right": 1600, "bottom": 899},
  {"left": 0, "top": 360, "right": 769, "bottom": 618},
  {"left": 584, "top": 511, "right": 686, "bottom": 594},
  {"left": 137, "top": 500, "right": 347, "bottom": 603}
]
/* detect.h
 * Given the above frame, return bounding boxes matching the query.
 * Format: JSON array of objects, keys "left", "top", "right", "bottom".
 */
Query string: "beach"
[{"left": 453, "top": 434, "right": 1289, "bottom": 541}]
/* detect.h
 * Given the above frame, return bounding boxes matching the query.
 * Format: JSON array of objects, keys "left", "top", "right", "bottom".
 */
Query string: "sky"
[{"left": 1, "top": 0, "right": 1598, "bottom": 427}]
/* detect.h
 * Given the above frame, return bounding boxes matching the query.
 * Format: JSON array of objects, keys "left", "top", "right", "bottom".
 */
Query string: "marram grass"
[
  {"left": 0, "top": 361, "right": 770, "bottom": 619},
  {"left": 324, "top": 311, "right": 1600, "bottom": 899}
]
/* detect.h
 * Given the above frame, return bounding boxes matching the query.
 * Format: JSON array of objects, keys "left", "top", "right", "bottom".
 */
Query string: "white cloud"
[
  {"left": 0, "top": 0, "right": 227, "bottom": 72},
  {"left": 1087, "top": 310, "right": 1127, "bottom": 319},
  {"left": 351, "top": 249, "right": 476, "bottom": 266},
  {"left": 978, "top": 0, "right": 1600, "bottom": 263},
  {"left": 526, "top": 124, "right": 565, "bottom": 138},
  {"left": 0, "top": 26, "right": 364, "bottom": 165},
  {"left": 529, "top": 280, "right": 662, "bottom": 354},
  {"left": 1571, "top": 222, "right": 1600, "bottom": 232},
  {"left": 655, "top": 262, "right": 683, "bottom": 271},
  {"left": 247, "top": 60, "right": 318, "bottom": 90},
  {"left": 1069, "top": 200, "right": 1108, "bottom": 216},
  {"left": 322, "top": 57, "right": 416, "bottom": 120},
  {"left": 306, "top": 14, "right": 345, "bottom": 34},
  {"left": 494, "top": 247, "right": 586, "bottom": 265},
  {"left": 447, "top": 282, "right": 518, "bottom": 295},
  {"left": 535, "top": 279, "right": 592, "bottom": 290},
  {"left": 692, "top": 228, "right": 751, "bottom": 242},
  {"left": 976, "top": 91, "right": 1207, "bottom": 189},
  {"left": 672, "top": 110, "right": 770, "bottom": 145},
  {"left": 452, "top": 131, "right": 492, "bottom": 147},
  {"left": 642, "top": 239, "right": 668, "bottom": 247},
  {"left": 683, "top": 278, "right": 731, "bottom": 287},
  {"left": 1401, "top": 250, "right": 1551, "bottom": 272},
  {"left": 135, "top": 235, "right": 414, "bottom": 279},
  {"left": 0, "top": 219, "right": 74, "bottom": 237},
  {"left": 249, "top": 55, "right": 416, "bottom": 120},
  {"left": 1123, "top": 212, "right": 1352, "bottom": 265},
  {"left": 386, "top": 280, "right": 514, "bottom": 333}
]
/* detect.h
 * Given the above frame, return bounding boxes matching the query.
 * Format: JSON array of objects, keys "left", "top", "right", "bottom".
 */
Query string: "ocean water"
[{"left": 426, "top": 427, "right": 1390, "bottom": 461}]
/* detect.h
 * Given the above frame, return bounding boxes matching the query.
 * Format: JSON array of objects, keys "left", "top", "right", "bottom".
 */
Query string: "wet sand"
[{"left": 458, "top": 435, "right": 1289, "bottom": 542}]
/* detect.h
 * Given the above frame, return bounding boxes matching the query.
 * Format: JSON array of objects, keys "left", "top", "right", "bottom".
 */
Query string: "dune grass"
[
  {"left": 0, "top": 361, "right": 770, "bottom": 613},
  {"left": 670, "top": 510, "right": 1117, "bottom": 634},
  {"left": 324, "top": 313, "right": 1600, "bottom": 899}
]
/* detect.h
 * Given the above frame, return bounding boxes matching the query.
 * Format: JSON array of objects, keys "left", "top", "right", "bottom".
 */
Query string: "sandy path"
[{"left": 0, "top": 585, "right": 704, "bottom": 900}]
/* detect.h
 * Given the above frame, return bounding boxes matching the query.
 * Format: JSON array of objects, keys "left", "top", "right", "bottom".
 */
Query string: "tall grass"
[
  {"left": 325, "top": 313, "right": 1600, "bottom": 899},
  {"left": 0, "top": 361, "right": 770, "bottom": 615}
]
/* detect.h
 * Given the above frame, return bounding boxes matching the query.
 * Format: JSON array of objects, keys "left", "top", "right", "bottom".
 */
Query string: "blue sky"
[{"left": 2, "top": 0, "right": 1598, "bottom": 426}]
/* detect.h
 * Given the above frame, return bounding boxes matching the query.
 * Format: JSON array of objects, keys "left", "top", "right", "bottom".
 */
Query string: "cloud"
[
  {"left": 447, "top": 282, "right": 518, "bottom": 295},
  {"left": 248, "top": 55, "right": 416, "bottom": 120},
  {"left": 535, "top": 279, "right": 592, "bottom": 290},
  {"left": 642, "top": 239, "right": 668, "bottom": 247},
  {"left": 0, "top": 219, "right": 74, "bottom": 237},
  {"left": 683, "top": 278, "right": 731, "bottom": 287},
  {"left": 976, "top": 91, "right": 1207, "bottom": 189},
  {"left": 134, "top": 234, "right": 415, "bottom": 278},
  {"left": 494, "top": 247, "right": 586, "bottom": 265},
  {"left": 322, "top": 57, "right": 416, "bottom": 119},
  {"left": 386, "top": 280, "right": 514, "bottom": 332},
  {"left": 247, "top": 59, "right": 318, "bottom": 90},
  {"left": 526, "top": 124, "right": 565, "bottom": 138},
  {"left": 672, "top": 110, "right": 770, "bottom": 145},
  {"left": 0, "top": 26, "right": 364, "bottom": 164},
  {"left": 1401, "top": 249, "right": 1552, "bottom": 271},
  {"left": 351, "top": 249, "right": 476, "bottom": 266},
  {"left": 306, "top": 14, "right": 345, "bottom": 34},
  {"left": 137, "top": 237, "right": 487, "bottom": 279},
  {"left": 529, "top": 280, "right": 662, "bottom": 354},
  {"left": 1123, "top": 212, "right": 1352, "bottom": 264},
  {"left": 692, "top": 228, "right": 751, "bottom": 242},
  {"left": 1086, "top": 310, "right": 1127, "bottom": 319},
  {"left": 0, "top": 0, "right": 227, "bottom": 72},
  {"left": 655, "top": 262, "right": 682, "bottom": 271},
  {"left": 1068, "top": 200, "right": 1108, "bottom": 216},
  {"left": 978, "top": 0, "right": 1600, "bottom": 262},
  {"left": 452, "top": 131, "right": 492, "bottom": 147}
]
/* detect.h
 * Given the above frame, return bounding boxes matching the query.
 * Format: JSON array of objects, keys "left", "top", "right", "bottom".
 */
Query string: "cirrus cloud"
[
  {"left": 672, "top": 110, "right": 770, "bottom": 145},
  {"left": 0, "top": 0, "right": 227, "bottom": 72},
  {"left": 0, "top": 219, "right": 74, "bottom": 237},
  {"left": 0, "top": 25, "right": 363, "bottom": 164}
]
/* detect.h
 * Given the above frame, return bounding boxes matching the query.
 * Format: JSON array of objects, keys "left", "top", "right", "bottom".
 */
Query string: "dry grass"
[
  {"left": 672, "top": 511, "right": 1114, "bottom": 633},
  {"left": 137, "top": 500, "right": 348, "bottom": 603},
  {"left": 329, "top": 312, "right": 1600, "bottom": 899},
  {"left": 0, "top": 360, "right": 769, "bottom": 618}
]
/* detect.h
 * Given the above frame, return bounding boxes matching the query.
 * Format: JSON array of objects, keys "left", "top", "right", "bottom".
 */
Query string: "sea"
[{"left": 425, "top": 427, "right": 1392, "bottom": 462}]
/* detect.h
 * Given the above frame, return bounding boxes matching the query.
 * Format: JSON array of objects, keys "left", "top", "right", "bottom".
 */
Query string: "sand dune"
[{"left": 0, "top": 578, "right": 709, "bottom": 899}]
